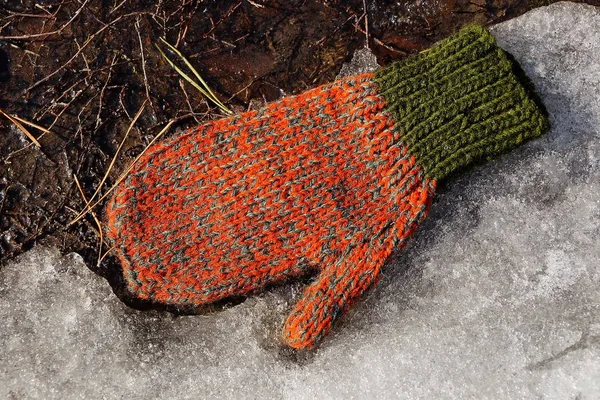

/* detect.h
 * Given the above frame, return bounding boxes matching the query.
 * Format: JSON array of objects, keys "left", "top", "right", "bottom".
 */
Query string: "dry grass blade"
[
  {"left": 73, "top": 174, "right": 104, "bottom": 266},
  {"left": 362, "top": 0, "right": 370, "bottom": 49},
  {"left": 135, "top": 17, "right": 153, "bottom": 109},
  {"left": 68, "top": 119, "right": 175, "bottom": 226},
  {"left": 8, "top": 114, "right": 52, "bottom": 133},
  {"left": 156, "top": 38, "right": 233, "bottom": 115},
  {"left": 155, "top": 45, "right": 224, "bottom": 113},
  {"left": 70, "top": 101, "right": 147, "bottom": 224},
  {"left": 0, "top": 109, "right": 42, "bottom": 147},
  {"left": 98, "top": 245, "right": 117, "bottom": 265},
  {"left": 159, "top": 38, "right": 231, "bottom": 113}
]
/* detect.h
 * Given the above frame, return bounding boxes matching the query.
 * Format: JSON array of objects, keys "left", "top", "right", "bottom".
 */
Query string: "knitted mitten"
[{"left": 106, "top": 25, "right": 548, "bottom": 349}]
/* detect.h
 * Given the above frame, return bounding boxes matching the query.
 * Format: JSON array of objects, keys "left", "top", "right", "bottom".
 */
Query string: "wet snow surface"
[{"left": 1, "top": 2, "right": 600, "bottom": 399}]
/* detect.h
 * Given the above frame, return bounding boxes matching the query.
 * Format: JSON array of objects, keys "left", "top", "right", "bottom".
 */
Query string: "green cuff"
[{"left": 374, "top": 25, "right": 549, "bottom": 182}]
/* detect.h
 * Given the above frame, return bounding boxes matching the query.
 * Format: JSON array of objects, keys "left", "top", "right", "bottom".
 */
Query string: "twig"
[
  {"left": 175, "top": 23, "right": 189, "bottom": 48},
  {"left": 75, "top": 93, "right": 99, "bottom": 145},
  {"left": 80, "top": 101, "right": 147, "bottom": 215},
  {"left": 74, "top": 38, "right": 91, "bottom": 74},
  {"left": 4, "top": 11, "right": 54, "bottom": 19},
  {"left": 95, "top": 53, "right": 119, "bottom": 131},
  {"left": 227, "top": 77, "right": 262, "bottom": 103},
  {"left": 362, "top": 0, "right": 370, "bottom": 49},
  {"left": 98, "top": 244, "right": 117, "bottom": 265},
  {"left": 46, "top": 88, "right": 84, "bottom": 134},
  {"left": 68, "top": 119, "right": 175, "bottom": 226},
  {"left": 135, "top": 17, "right": 154, "bottom": 111},
  {"left": 34, "top": 3, "right": 58, "bottom": 17},
  {"left": 0, "top": 0, "right": 91, "bottom": 40},
  {"left": 26, "top": 11, "right": 147, "bottom": 92},
  {"left": 203, "top": 1, "right": 242, "bottom": 38},
  {"left": 314, "top": 13, "right": 356, "bottom": 47},
  {"left": 355, "top": 25, "right": 408, "bottom": 56},
  {"left": 34, "top": 61, "right": 127, "bottom": 121},
  {"left": 179, "top": 79, "right": 202, "bottom": 124},
  {"left": 247, "top": 0, "right": 265, "bottom": 8},
  {"left": 110, "top": 0, "right": 128, "bottom": 15},
  {"left": 119, "top": 86, "right": 133, "bottom": 120},
  {"left": 73, "top": 174, "right": 104, "bottom": 266},
  {"left": 174, "top": 0, "right": 200, "bottom": 47}
]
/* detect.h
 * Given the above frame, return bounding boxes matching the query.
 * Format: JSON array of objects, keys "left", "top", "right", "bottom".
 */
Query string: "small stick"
[
  {"left": 362, "top": 0, "right": 370, "bottom": 49},
  {"left": 119, "top": 87, "right": 133, "bottom": 120},
  {"left": 247, "top": 0, "right": 265, "bottom": 8},
  {"left": 98, "top": 244, "right": 117, "bottom": 265},
  {"left": 0, "top": 0, "right": 91, "bottom": 40},
  {"left": 80, "top": 101, "right": 147, "bottom": 214},
  {"left": 4, "top": 11, "right": 54, "bottom": 19},
  {"left": 34, "top": 61, "right": 129, "bottom": 120},
  {"left": 179, "top": 79, "right": 202, "bottom": 124},
  {"left": 110, "top": 0, "right": 128, "bottom": 15},
  {"left": 95, "top": 53, "right": 119, "bottom": 131},
  {"left": 355, "top": 25, "right": 408, "bottom": 56},
  {"left": 68, "top": 119, "right": 174, "bottom": 226},
  {"left": 202, "top": 1, "right": 242, "bottom": 38},
  {"left": 27, "top": 11, "right": 147, "bottom": 92},
  {"left": 135, "top": 17, "right": 154, "bottom": 111},
  {"left": 73, "top": 174, "right": 104, "bottom": 266}
]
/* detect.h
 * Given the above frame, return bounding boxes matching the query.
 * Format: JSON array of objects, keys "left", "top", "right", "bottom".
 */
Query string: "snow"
[{"left": 1, "top": 2, "right": 600, "bottom": 399}]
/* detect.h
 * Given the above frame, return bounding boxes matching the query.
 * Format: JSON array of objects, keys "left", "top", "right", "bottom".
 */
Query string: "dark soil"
[{"left": 1, "top": 0, "right": 598, "bottom": 306}]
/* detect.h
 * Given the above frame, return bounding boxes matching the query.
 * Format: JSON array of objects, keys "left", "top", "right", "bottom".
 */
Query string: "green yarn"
[{"left": 374, "top": 25, "right": 549, "bottom": 182}]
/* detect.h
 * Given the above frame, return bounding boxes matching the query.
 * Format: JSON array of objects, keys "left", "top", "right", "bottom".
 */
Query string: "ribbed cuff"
[{"left": 373, "top": 25, "right": 549, "bottom": 182}]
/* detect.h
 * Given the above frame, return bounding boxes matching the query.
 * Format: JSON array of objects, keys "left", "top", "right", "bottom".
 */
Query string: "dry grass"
[
  {"left": 68, "top": 119, "right": 175, "bottom": 227},
  {"left": 73, "top": 174, "right": 104, "bottom": 266},
  {"left": 80, "top": 101, "right": 147, "bottom": 216},
  {"left": 0, "top": 109, "right": 45, "bottom": 147},
  {"left": 156, "top": 38, "right": 233, "bottom": 115}
]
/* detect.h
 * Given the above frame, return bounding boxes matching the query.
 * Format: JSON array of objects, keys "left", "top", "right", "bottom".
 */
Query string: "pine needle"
[
  {"left": 159, "top": 38, "right": 230, "bottom": 113},
  {"left": 0, "top": 109, "right": 42, "bottom": 147},
  {"left": 156, "top": 38, "right": 233, "bottom": 115},
  {"left": 68, "top": 119, "right": 175, "bottom": 226},
  {"left": 98, "top": 244, "right": 116, "bottom": 265},
  {"left": 8, "top": 113, "right": 52, "bottom": 133},
  {"left": 79, "top": 100, "right": 147, "bottom": 216},
  {"left": 73, "top": 174, "right": 104, "bottom": 266}
]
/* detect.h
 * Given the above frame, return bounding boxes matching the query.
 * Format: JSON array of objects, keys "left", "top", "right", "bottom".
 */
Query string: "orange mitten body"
[{"left": 106, "top": 26, "right": 548, "bottom": 349}]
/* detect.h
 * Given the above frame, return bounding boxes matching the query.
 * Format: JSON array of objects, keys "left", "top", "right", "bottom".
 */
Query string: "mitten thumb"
[{"left": 282, "top": 241, "right": 391, "bottom": 349}]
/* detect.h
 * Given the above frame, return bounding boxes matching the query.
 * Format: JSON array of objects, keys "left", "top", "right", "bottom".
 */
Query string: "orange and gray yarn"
[{"left": 106, "top": 26, "right": 548, "bottom": 349}]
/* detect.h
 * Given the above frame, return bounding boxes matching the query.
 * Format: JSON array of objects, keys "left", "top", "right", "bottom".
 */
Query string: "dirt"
[{"left": 1, "top": 0, "right": 599, "bottom": 306}]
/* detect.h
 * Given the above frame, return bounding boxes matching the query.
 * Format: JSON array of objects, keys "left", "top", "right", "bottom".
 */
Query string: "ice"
[
  {"left": 336, "top": 47, "right": 380, "bottom": 79},
  {"left": 1, "top": 2, "right": 600, "bottom": 398}
]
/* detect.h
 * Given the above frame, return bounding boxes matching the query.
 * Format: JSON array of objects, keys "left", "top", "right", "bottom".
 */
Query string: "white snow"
[{"left": 1, "top": 2, "right": 600, "bottom": 399}]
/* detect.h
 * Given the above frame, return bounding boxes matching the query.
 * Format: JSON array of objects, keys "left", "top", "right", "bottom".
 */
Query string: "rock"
[{"left": 1, "top": 2, "right": 600, "bottom": 398}]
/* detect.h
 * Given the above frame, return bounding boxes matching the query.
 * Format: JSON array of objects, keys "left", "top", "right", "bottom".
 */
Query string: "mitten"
[{"left": 105, "top": 25, "right": 548, "bottom": 349}]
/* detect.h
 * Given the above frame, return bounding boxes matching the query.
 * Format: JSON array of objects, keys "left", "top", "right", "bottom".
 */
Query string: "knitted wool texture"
[{"left": 106, "top": 25, "right": 549, "bottom": 349}]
